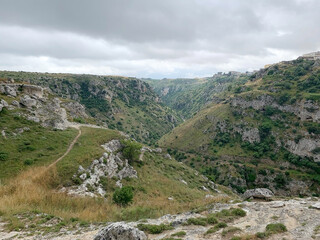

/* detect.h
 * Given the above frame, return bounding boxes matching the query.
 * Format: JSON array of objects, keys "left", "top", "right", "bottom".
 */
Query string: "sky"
[{"left": 0, "top": 0, "right": 319, "bottom": 78}]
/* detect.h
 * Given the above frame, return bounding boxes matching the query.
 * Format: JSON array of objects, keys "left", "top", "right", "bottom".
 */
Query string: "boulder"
[
  {"left": 11, "top": 100, "right": 20, "bottom": 107},
  {"left": 20, "top": 95, "right": 37, "bottom": 108},
  {"left": 243, "top": 188, "right": 274, "bottom": 200},
  {"left": 0, "top": 99, "right": 8, "bottom": 107},
  {"left": 4, "top": 85, "right": 17, "bottom": 97},
  {"left": 311, "top": 202, "right": 320, "bottom": 210},
  {"left": 94, "top": 222, "right": 147, "bottom": 240}
]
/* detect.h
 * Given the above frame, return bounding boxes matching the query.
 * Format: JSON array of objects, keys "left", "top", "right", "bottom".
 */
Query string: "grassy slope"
[
  {"left": 0, "top": 113, "right": 231, "bottom": 228},
  {"left": 0, "top": 107, "right": 78, "bottom": 182},
  {"left": 158, "top": 58, "right": 320, "bottom": 195}
]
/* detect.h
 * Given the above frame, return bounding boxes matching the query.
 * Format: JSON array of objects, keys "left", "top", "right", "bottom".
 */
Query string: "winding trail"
[
  {"left": 47, "top": 123, "right": 108, "bottom": 169},
  {"left": 47, "top": 126, "right": 82, "bottom": 168}
]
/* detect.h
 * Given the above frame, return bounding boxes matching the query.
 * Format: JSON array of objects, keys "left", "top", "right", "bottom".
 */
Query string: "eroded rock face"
[
  {"left": 62, "top": 101, "right": 88, "bottom": 119},
  {"left": 65, "top": 140, "right": 138, "bottom": 197},
  {"left": 241, "top": 128, "right": 260, "bottom": 143},
  {"left": 0, "top": 83, "right": 88, "bottom": 130},
  {"left": 94, "top": 223, "right": 147, "bottom": 240},
  {"left": 287, "top": 138, "right": 320, "bottom": 162},
  {"left": 243, "top": 188, "right": 274, "bottom": 200}
]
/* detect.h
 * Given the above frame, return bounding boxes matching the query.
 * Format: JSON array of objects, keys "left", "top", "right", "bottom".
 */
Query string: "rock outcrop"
[
  {"left": 94, "top": 223, "right": 147, "bottom": 240},
  {"left": 0, "top": 83, "right": 88, "bottom": 130},
  {"left": 65, "top": 140, "right": 138, "bottom": 197},
  {"left": 243, "top": 188, "right": 274, "bottom": 200}
]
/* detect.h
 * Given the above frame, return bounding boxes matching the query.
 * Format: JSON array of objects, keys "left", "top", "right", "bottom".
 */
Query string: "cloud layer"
[{"left": 0, "top": 0, "right": 319, "bottom": 78}]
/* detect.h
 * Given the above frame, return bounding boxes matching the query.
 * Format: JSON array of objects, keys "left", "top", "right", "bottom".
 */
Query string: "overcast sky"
[{"left": 0, "top": 0, "right": 319, "bottom": 78}]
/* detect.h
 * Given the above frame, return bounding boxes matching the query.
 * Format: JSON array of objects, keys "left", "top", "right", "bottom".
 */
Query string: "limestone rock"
[
  {"left": 0, "top": 99, "right": 8, "bottom": 107},
  {"left": 20, "top": 95, "right": 37, "bottom": 108},
  {"left": 11, "top": 100, "right": 20, "bottom": 107},
  {"left": 271, "top": 201, "right": 285, "bottom": 208},
  {"left": 4, "top": 85, "right": 17, "bottom": 97},
  {"left": 94, "top": 222, "right": 147, "bottom": 240},
  {"left": 102, "top": 140, "right": 122, "bottom": 153},
  {"left": 243, "top": 188, "right": 274, "bottom": 200},
  {"left": 311, "top": 202, "right": 320, "bottom": 210},
  {"left": 242, "top": 128, "right": 260, "bottom": 143},
  {"left": 62, "top": 101, "right": 88, "bottom": 119}
]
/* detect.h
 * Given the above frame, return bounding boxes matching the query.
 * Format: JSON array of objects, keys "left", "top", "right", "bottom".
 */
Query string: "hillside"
[
  {"left": 144, "top": 72, "right": 250, "bottom": 119},
  {"left": 0, "top": 72, "right": 182, "bottom": 144},
  {"left": 0, "top": 83, "right": 229, "bottom": 238},
  {"left": 159, "top": 56, "right": 320, "bottom": 196}
]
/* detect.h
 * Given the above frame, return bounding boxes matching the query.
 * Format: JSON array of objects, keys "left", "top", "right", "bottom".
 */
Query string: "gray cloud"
[{"left": 0, "top": 0, "right": 319, "bottom": 77}]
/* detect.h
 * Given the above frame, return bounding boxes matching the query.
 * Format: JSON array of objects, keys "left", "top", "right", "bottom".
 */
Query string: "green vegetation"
[
  {"left": 159, "top": 58, "right": 320, "bottom": 195},
  {"left": 113, "top": 186, "right": 134, "bottom": 206},
  {"left": 137, "top": 223, "right": 174, "bottom": 234},
  {"left": 121, "top": 139, "right": 142, "bottom": 164},
  {"left": 0, "top": 112, "right": 227, "bottom": 225},
  {"left": 187, "top": 208, "right": 246, "bottom": 228},
  {"left": 145, "top": 73, "right": 249, "bottom": 119},
  {"left": 0, "top": 71, "right": 182, "bottom": 145},
  {"left": 0, "top": 109, "right": 78, "bottom": 181},
  {"left": 255, "top": 223, "right": 287, "bottom": 238},
  {"left": 171, "top": 231, "right": 186, "bottom": 237}
]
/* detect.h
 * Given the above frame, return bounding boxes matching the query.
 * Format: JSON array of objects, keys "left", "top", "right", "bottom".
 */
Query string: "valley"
[{"left": 0, "top": 53, "right": 320, "bottom": 240}]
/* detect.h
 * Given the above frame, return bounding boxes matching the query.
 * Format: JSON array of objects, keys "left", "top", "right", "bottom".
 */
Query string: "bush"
[
  {"left": 121, "top": 140, "right": 142, "bottom": 164},
  {"left": 112, "top": 186, "right": 134, "bottom": 206},
  {"left": 23, "top": 159, "right": 34, "bottom": 165},
  {"left": 266, "top": 223, "right": 287, "bottom": 234},
  {"left": 187, "top": 217, "right": 208, "bottom": 226},
  {"left": 231, "top": 208, "right": 246, "bottom": 217},
  {"left": 0, "top": 152, "right": 8, "bottom": 161},
  {"left": 137, "top": 223, "right": 173, "bottom": 234}
]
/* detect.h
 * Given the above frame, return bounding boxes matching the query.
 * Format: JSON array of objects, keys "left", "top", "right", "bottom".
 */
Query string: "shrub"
[
  {"left": 23, "top": 159, "right": 34, "bottom": 165},
  {"left": 171, "top": 231, "right": 186, "bottom": 237},
  {"left": 187, "top": 217, "right": 207, "bottom": 226},
  {"left": 121, "top": 140, "right": 142, "bottom": 164},
  {"left": 137, "top": 223, "right": 173, "bottom": 234},
  {"left": 207, "top": 215, "right": 218, "bottom": 224},
  {"left": 265, "top": 223, "right": 287, "bottom": 234},
  {"left": 0, "top": 152, "right": 8, "bottom": 161},
  {"left": 231, "top": 208, "right": 246, "bottom": 217},
  {"left": 112, "top": 186, "right": 134, "bottom": 206}
]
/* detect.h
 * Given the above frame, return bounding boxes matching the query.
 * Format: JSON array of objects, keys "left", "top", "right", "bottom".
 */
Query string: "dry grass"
[{"left": 0, "top": 165, "right": 230, "bottom": 224}]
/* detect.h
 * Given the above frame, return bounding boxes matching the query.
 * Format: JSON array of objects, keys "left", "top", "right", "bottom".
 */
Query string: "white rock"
[
  {"left": 311, "top": 202, "right": 320, "bottom": 210},
  {"left": 201, "top": 186, "right": 209, "bottom": 192},
  {"left": 20, "top": 95, "right": 37, "bottom": 108},
  {"left": 180, "top": 179, "right": 188, "bottom": 185},
  {"left": 79, "top": 173, "right": 87, "bottom": 180},
  {"left": 243, "top": 188, "right": 274, "bottom": 200},
  {"left": 94, "top": 222, "right": 147, "bottom": 240},
  {"left": 271, "top": 201, "right": 285, "bottom": 208},
  {"left": 116, "top": 180, "right": 123, "bottom": 188}
]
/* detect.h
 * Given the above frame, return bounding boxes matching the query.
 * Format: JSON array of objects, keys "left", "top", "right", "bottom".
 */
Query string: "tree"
[
  {"left": 112, "top": 186, "right": 134, "bottom": 206},
  {"left": 121, "top": 140, "right": 142, "bottom": 164}
]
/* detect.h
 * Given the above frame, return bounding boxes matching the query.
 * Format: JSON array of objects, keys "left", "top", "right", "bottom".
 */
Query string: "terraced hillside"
[
  {"left": 0, "top": 72, "right": 181, "bottom": 144},
  {"left": 159, "top": 56, "right": 320, "bottom": 196}
]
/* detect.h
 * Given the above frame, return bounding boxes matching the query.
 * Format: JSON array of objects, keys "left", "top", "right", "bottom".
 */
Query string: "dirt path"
[{"left": 47, "top": 126, "right": 82, "bottom": 168}]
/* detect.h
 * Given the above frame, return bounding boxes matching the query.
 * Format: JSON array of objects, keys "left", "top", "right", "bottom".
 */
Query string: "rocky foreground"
[{"left": 1, "top": 197, "right": 319, "bottom": 240}]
